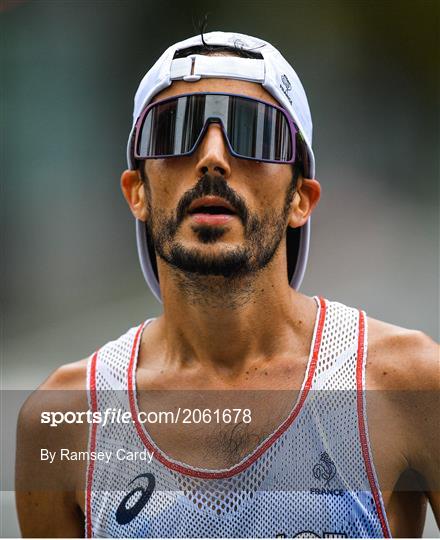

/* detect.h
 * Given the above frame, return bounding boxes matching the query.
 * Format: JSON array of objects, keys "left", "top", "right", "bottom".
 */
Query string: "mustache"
[{"left": 175, "top": 174, "right": 249, "bottom": 225}]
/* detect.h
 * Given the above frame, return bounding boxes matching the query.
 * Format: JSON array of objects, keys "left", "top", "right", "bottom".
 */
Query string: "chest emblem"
[{"left": 312, "top": 452, "right": 336, "bottom": 486}]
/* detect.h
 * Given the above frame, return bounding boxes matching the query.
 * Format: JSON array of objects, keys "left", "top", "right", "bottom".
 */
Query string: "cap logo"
[
  {"left": 280, "top": 74, "right": 292, "bottom": 104},
  {"left": 233, "top": 38, "right": 246, "bottom": 49}
]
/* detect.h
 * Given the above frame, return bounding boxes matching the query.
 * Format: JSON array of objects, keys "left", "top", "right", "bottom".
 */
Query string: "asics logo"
[{"left": 115, "top": 473, "right": 155, "bottom": 525}]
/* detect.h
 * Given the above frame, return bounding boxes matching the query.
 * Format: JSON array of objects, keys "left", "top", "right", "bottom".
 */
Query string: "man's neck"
[{"left": 155, "top": 260, "right": 317, "bottom": 375}]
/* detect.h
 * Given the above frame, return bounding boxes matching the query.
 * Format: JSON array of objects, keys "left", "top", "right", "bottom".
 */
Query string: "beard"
[{"left": 145, "top": 173, "right": 296, "bottom": 279}]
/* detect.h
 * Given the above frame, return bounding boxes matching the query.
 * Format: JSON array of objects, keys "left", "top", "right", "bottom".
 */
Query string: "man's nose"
[{"left": 194, "top": 123, "right": 232, "bottom": 178}]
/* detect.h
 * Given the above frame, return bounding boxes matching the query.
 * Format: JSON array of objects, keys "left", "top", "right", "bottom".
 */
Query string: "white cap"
[{"left": 127, "top": 31, "right": 315, "bottom": 303}]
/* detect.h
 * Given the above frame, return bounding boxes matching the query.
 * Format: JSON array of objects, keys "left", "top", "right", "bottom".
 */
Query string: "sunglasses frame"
[{"left": 133, "top": 92, "right": 298, "bottom": 165}]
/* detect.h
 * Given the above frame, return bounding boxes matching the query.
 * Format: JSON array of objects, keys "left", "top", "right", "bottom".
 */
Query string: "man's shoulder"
[
  {"left": 41, "top": 357, "right": 89, "bottom": 391},
  {"left": 18, "top": 318, "right": 149, "bottom": 424},
  {"left": 16, "top": 358, "right": 91, "bottom": 525},
  {"left": 18, "top": 358, "right": 90, "bottom": 436},
  {"left": 366, "top": 316, "right": 439, "bottom": 391},
  {"left": 364, "top": 316, "right": 439, "bottom": 496}
]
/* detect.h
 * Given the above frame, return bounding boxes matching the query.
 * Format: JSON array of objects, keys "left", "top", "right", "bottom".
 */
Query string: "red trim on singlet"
[
  {"left": 86, "top": 351, "right": 99, "bottom": 539},
  {"left": 128, "top": 296, "right": 327, "bottom": 479},
  {"left": 356, "top": 310, "right": 391, "bottom": 538}
]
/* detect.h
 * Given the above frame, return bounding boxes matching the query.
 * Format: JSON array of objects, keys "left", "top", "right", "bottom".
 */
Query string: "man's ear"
[
  {"left": 120, "top": 169, "right": 148, "bottom": 222},
  {"left": 288, "top": 178, "right": 321, "bottom": 228}
]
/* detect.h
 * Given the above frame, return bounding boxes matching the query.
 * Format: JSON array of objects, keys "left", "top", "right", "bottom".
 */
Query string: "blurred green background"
[{"left": 2, "top": 0, "right": 439, "bottom": 536}]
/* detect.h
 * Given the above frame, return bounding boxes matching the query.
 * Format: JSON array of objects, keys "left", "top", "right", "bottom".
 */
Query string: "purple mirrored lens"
[{"left": 135, "top": 93, "right": 296, "bottom": 164}]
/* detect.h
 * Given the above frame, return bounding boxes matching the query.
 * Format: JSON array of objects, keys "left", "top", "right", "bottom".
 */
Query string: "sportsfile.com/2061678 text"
[{"left": 40, "top": 408, "right": 253, "bottom": 427}]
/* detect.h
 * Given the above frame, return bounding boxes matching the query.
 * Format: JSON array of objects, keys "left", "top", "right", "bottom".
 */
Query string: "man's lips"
[
  {"left": 187, "top": 196, "right": 238, "bottom": 226},
  {"left": 188, "top": 196, "right": 237, "bottom": 214},
  {"left": 190, "top": 213, "right": 235, "bottom": 225}
]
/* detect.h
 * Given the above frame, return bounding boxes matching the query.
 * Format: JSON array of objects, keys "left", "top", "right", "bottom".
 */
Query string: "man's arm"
[
  {"left": 368, "top": 320, "right": 440, "bottom": 528},
  {"left": 403, "top": 330, "right": 440, "bottom": 526},
  {"left": 16, "top": 359, "right": 89, "bottom": 538}
]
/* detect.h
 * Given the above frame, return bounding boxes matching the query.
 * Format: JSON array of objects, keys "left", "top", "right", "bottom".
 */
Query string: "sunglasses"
[{"left": 133, "top": 92, "right": 298, "bottom": 164}]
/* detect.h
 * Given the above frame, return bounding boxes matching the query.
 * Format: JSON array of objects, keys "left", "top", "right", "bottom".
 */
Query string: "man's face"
[{"left": 140, "top": 78, "right": 298, "bottom": 280}]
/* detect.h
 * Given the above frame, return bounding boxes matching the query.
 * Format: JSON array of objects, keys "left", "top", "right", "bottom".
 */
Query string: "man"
[{"left": 16, "top": 32, "right": 439, "bottom": 538}]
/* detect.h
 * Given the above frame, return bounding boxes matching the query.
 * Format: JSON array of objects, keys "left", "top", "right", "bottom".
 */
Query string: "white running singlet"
[{"left": 85, "top": 296, "right": 392, "bottom": 538}]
